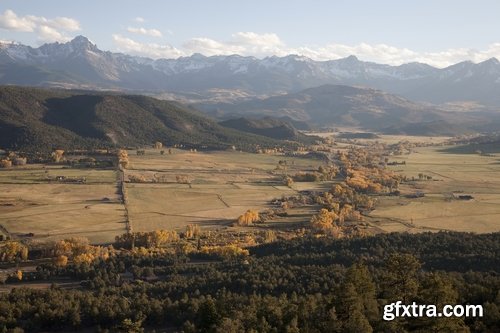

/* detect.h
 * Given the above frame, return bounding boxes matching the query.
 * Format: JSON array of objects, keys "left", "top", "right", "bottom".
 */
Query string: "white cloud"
[
  {"left": 0, "top": 9, "right": 35, "bottom": 32},
  {"left": 134, "top": 17, "right": 145, "bottom": 23},
  {"left": 183, "top": 32, "right": 286, "bottom": 58},
  {"left": 127, "top": 27, "right": 162, "bottom": 38},
  {"left": 231, "top": 32, "right": 283, "bottom": 47},
  {"left": 37, "top": 25, "right": 67, "bottom": 42},
  {"left": 112, "top": 34, "right": 183, "bottom": 58},
  {"left": 50, "top": 17, "right": 81, "bottom": 32},
  {"left": 183, "top": 37, "right": 244, "bottom": 56},
  {"left": 0, "top": 9, "right": 80, "bottom": 42}
]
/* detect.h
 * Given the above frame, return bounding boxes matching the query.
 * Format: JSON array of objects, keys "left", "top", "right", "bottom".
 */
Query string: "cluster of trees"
[
  {"left": 47, "top": 237, "right": 112, "bottom": 266},
  {"left": 127, "top": 174, "right": 148, "bottom": 183},
  {"left": 117, "top": 149, "right": 129, "bottom": 169},
  {"left": 236, "top": 210, "right": 260, "bottom": 226},
  {"left": 0, "top": 241, "right": 28, "bottom": 262},
  {"left": 417, "top": 173, "right": 433, "bottom": 181},
  {"left": 310, "top": 208, "right": 342, "bottom": 234},
  {"left": 346, "top": 169, "right": 384, "bottom": 193},
  {"left": 114, "top": 230, "right": 180, "bottom": 249},
  {"left": 299, "top": 146, "right": 403, "bottom": 236},
  {"left": 0, "top": 151, "right": 27, "bottom": 168},
  {"left": 51, "top": 149, "right": 65, "bottom": 163},
  {"left": 199, "top": 244, "right": 250, "bottom": 259},
  {"left": 291, "top": 165, "right": 338, "bottom": 183},
  {"left": 0, "top": 232, "right": 498, "bottom": 332},
  {"left": 0, "top": 159, "right": 12, "bottom": 168},
  {"left": 292, "top": 171, "right": 322, "bottom": 182},
  {"left": 317, "top": 165, "right": 338, "bottom": 180},
  {"left": 284, "top": 176, "right": 294, "bottom": 187},
  {"left": 257, "top": 147, "right": 283, "bottom": 154},
  {"left": 280, "top": 147, "right": 400, "bottom": 237},
  {"left": 185, "top": 224, "right": 201, "bottom": 239},
  {"left": 315, "top": 183, "right": 374, "bottom": 216},
  {"left": 334, "top": 147, "right": 401, "bottom": 194},
  {"left": 309, "top": 205, "right": 365, "bottom": 238}
]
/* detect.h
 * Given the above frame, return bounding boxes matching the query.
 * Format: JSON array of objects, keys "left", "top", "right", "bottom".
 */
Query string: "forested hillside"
[
  {"left": 1, "top": 232, "right": 498, "bottom": 332},
  {"left": 0, "top": 86, "right": 289, "bottom": 153}
]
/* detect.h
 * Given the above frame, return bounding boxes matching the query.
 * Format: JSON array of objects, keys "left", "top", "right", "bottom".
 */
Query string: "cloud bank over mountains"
[
  {"left": 1, "top": 8, "right": 500, "bottom": 67},
  {"left": 112, "top": 31, "right": 500, "bottom": 68}
]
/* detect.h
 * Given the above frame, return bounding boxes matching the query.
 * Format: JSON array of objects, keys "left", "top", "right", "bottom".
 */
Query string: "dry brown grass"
[{"left": 370, "top": 146, "right": 500, "bottom": 233}]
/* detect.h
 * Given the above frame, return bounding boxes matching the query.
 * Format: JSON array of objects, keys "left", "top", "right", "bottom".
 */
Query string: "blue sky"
[{"left": 1, "top": 0, "right": 499, "bottom": 67}]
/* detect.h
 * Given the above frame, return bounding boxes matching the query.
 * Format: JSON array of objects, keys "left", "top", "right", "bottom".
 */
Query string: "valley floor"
[{"left": 1, "top": 138, "right": 499, "bottom": 246}]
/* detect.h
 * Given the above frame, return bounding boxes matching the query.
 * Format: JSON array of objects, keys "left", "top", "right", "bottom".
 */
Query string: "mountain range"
[{"left": 2, "top": 36, "right": 500, "bottom": 108}]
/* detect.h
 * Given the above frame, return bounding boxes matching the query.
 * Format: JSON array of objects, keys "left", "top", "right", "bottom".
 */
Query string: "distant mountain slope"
[
  {"left": 219, "top": 117, "right": 315, "bottom": 143},
  {"left": 382, "top": 121, "right": 473, "bottom": 136},
  {"left": 204, "top": 84, "right": 461, "bottom": 129},
  {"left": 0, "top": 86, "right": 287, "bottom": 152},
  {"left": 2, "top": 36, "right": 500, "bottom": 107},
  {"left": 441, "top": 133, "right": 500, "bottom": 154}
]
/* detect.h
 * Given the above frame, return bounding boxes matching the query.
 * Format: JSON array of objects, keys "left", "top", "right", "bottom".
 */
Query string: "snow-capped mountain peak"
[{"left": 1, "top": 36, "right": 500, "bottom": 106}]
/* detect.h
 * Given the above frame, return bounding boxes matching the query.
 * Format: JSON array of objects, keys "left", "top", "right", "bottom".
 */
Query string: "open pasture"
[
  {"left": 125, "top": 149, "right": 322, "bottom": 232},
  {"left": 0, "top": 165, "right": 117, "bottom": 184},
  {"left": 370, "top": 146, "right": 500, "bottom": 233},
  {"left": 0, "top": 168, "right": 125, "bottom": 244}
]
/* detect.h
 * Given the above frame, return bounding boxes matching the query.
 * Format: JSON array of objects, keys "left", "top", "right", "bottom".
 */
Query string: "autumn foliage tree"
[
  {"left": 52, "top": 149, "right": 65, "bottom": 163},
  {"left": 0, "top": 241, "right": 28, "bottom": 262},
  {"left": 54, "top": 255, "right": 68, "bottom": 267},
  {"left": 115, "top": 230, "right": 179, "bottom": 249},
  {"left": 46, "top": 237, "right": 112, "bottom": 265},
  {"left": 185, "top": 224, "right": 201, "bottom": 239},
  {"left": 147, "top": 230, "right": 180, "bottom": 248},
  {"left": 0, "top": 159, "right": 12, "bottom": 168},
  {"left": 310, "top": 208, "right": 339, "bottom": 232},
  {"left": 118, "top": 149, "right": 129, "bottom": 169},
  {"left": 236, "top": 210, "right": 260, "bottom": 226},
  {"left": 200, "top": 244, "right": 249, "bottom": 259}
]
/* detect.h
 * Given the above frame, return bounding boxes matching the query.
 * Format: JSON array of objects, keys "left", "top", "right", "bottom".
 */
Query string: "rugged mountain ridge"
[{"left": 2, "top": 36, "right": 500, "bottom": 106}]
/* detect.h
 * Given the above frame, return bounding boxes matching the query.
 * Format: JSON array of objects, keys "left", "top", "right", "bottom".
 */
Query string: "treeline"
[{"left": 0, "top": 232, "right": 498, "bottom": 332}]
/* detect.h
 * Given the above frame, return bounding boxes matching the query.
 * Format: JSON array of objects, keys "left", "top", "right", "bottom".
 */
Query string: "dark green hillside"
[
  {"left": 382, "top": 120, "right": 473, "bottom": 136},
  {"left": 0, "top": 86, "right": 290, "bottom": 153},
  {"left": 220, "top": 116, "right": 317, "bottom": 143}
]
